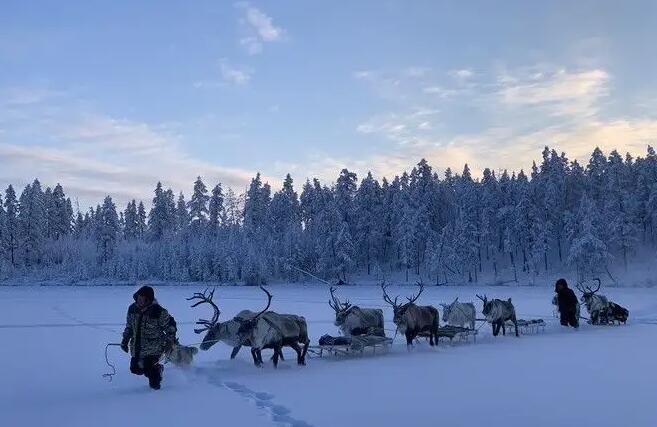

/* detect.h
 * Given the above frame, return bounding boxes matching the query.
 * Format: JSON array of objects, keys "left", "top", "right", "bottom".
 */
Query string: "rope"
[
  {"left": 103, "top": 340, "right": 206, "bottom": 381},
  {"left": 103, "top": 343, "right": 122, "bottom": 382}
]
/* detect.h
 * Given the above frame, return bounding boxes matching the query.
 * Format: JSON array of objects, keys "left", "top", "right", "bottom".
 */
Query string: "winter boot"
[{"left": 149, "top": 364, "right": 163, "bottom": 390}]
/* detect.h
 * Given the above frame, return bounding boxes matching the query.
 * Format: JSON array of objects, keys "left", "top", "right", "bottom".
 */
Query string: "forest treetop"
[{"left": 1, "top": 145, "right": 656, "bottom": 285}]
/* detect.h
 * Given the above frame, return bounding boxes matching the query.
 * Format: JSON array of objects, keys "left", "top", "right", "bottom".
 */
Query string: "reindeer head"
[
  {"left": 575, "top": 278, "right": 601, "bottom": 307},
  {"left": 382, "top": 283, "right": 423, "bottom": 331},
  {"left": 329, "top": 286, "right": 353, "bottom": 327},
  {"left": 187, "top": 288, "right": 223, "bottom": 351},
  {"left": 476, "top": 294, "right": 492, "bottom": 320},
  {"left": 237, "top": 286, "right": 273, "bottom": 340},
  {"left": 440, "top": 297, "right": 458, "bottom": 322}
]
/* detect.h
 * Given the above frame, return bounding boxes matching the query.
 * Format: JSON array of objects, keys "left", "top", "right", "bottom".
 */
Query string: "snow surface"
[{"left": 1, "top": 284, "right": 656, "bottom": 427}]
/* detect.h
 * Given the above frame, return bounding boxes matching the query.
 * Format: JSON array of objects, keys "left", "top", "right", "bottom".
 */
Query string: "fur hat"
[
  {"left": 555, "top": 278, "right": 568, "bottom": 292},
  {"left": 133, "top": 285, "right": 155, "bottom": 302}
]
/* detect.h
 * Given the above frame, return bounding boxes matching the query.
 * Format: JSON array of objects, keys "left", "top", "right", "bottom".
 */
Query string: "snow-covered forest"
[{"left": 2, "top": 146, "right": 657, "bottom": 285}]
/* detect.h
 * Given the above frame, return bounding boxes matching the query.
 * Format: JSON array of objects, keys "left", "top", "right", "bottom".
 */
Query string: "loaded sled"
[{"left": 307, "top": 334, "right": 393, "bottom": 358}]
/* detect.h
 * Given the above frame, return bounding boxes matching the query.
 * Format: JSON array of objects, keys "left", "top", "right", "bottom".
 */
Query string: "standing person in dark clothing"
[
  {"left": 554, "top": 278, "right": 579, "bottom": 328},
  {"left": 121, "top": 285, "right": 177, "bottom": 389}
]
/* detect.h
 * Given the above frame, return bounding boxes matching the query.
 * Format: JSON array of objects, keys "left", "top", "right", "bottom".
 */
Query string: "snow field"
[{"left": 1, "top": 284, "right": 656, "bottom": 427}]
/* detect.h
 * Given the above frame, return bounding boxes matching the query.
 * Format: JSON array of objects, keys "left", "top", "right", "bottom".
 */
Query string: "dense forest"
[{"left": 1, "top": 146, "right": 657, "bottom": 285}]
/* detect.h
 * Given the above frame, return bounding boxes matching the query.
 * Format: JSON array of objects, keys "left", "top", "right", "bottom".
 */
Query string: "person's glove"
[{"left": 120, "top": 340, "right": 129, "bottom": 354}]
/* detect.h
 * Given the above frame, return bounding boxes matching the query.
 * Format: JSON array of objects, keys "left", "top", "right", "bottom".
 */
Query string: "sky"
[{"left": 1, "top": 0, "right": 657, "bottom": 209}]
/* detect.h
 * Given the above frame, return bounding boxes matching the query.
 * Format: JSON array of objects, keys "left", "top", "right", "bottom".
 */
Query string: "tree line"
[{"left": 1, "top": 145, "right": 656, "bottom": 285}]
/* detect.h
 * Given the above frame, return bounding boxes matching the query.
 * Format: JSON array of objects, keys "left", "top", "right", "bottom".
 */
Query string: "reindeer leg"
[
  {"left": 272, "top": 346, "right": 281, "bottom": 368},
  {"left": 270, "top": 348, "right": 285, "bottom": 361},
  {"left": 405, "top": 331, "right": 414, "bottom": 348},
  {"left": 251, "top": 348, "right": 261, "bottom": 367},
  {"left": 290, "top": 342, "right": 303, "bottom": 365},
  {"left": 502, "top": 322, "right": 506, "bottom": 336},
  {"left": 230, "top": 346, "right": 241, "bottom": 359}
]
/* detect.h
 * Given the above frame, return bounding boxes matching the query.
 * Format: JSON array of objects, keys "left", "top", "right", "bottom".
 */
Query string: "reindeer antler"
[
  {"left": 187, "top": 288, "right": 220, "bottom": 334},
  {"left": 407, "top": 283, "right": 424, "bottom": 304},
  {"left": 476, "top": 294, "right": 487, "bottom": 303},
  {"left": 254, "top": 286, "right": 273, "bottom": 318},
  {"left": 329, "top": 286, "right": 351, "bottom": 313},
  {"left": 381, "top": 283, "right": 399, "bottom": 309},
  {"left": 588, "top": 278, "right": 601, "bottom": 294},
  {"left": 578, "top": 278, "right": 601, "bottom": 295}
]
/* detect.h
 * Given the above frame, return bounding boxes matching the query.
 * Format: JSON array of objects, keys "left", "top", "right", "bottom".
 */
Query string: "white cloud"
[
  {"left": 236, "top": 3, "right": 285, "bottom": 54},
  {"left": 0, "top": 100, "right": 263, "bottom": 209},
  {"left": 220, "top": 63, "right": 252, "bottom": 86},
  {"left": 404, "top": 67, "right": 430, "bottom": 78},
  {"left": 353, "top": 70, "right": 372, "bottom": 80},
  {"left": 498, "top": 68, "right": 609, "bottom": 117},
  {"left": 449, "top": 68, "right": 474, "bottom": 80},
  {"left": 423, "top": 86, "right": 457, "bottom": 98},
  {"left": 239, "top": 36, "right": 262, "bottom": 55},
  {"left": 244, "top": 6, "right": 284, "bottom": 42},
  {"left": 349, "top": 64, "right": 657, "bottom": 181}
]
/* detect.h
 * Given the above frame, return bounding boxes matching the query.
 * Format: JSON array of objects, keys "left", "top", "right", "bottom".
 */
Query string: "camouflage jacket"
[{"left": 122, "top": 301, "right": 177, "bottom": 358}]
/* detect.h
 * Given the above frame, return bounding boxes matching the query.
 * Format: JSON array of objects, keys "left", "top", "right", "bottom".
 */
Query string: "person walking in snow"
[
  {"left": 554, "top": 278, "right": 579, "bottom": 328},
  {"left": 121, "top": 285, "right": 177, "bottom": 389}
]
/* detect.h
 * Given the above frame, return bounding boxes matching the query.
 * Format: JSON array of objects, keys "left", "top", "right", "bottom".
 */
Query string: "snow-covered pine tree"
[
  {"left": 334, "top": 221, "right": 356, "bottom": 282},
  {"left": 123, "top": 200, "right": 138, "bottom": 240},
  {"left": 50, "top": 184, "right": 72, "bottom": 239},
  {"left": 136, "top": 201, "right": 147, "bottom": 239},
  {"left": 188, "top": 176, "right": 209, "bottom": 230},
  {"left": 408, "top": 160, "right": 433, "bottom": 274},
  {"left": 269, "top": 174, "right": 302, "bottom": 278},
  {"left": 335, "top": 169, "right": 358, "bottom": 230},
  {"left": 566, "top": 194, "right": 609, "bottom": 282},
  {"left": 96, "top": 196, "right": 119, "bottom": 265},
  {"left": 148, "top": 182, "right": 175, "bottom": 240},
  {"left": 176, "top": 192, "right": 190, "bottom": 233},
  {"left": 354, "top": 172, "right": 384, "bottom": 275},
  {"left": 208, "top": 183, "right": 225, "bottom": 236},
  {"left": 3, "top": 185, "right": 18, "bottom": 266},
  {"left": 18, "top": 180, "right": 47, "bottom": 266}
]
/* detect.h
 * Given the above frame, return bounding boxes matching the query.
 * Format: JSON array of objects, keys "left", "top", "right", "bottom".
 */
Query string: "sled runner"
[
  {"left": 307, "top": 335, "right": 393, "bottom": 358},
  {"left": 416, "top": 325, "right": 478, "bottom": 343},
  {"left": 506, "top": 319, "right": 545, "bottom": 335}
]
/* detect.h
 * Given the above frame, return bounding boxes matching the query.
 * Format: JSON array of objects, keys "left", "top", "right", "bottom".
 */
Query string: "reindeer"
[
  {"left": 476, "top": 295, "right": 518, "bottom": 337},
  {"left": 382, "top": 283, "right": 439, "bottom": 347},
  {"left": 187, "top": 288, "right": 284, "bottom": 361},
  {"left": 236, "top": 287, "right": 310, "bottom": 368},
  {"left": 328, "top": 286, "right": 385, "bottom": 337},
  {"left": 576, "top": 279, "right": 629, "bottom": 325},
  {"left": 440, "top": 297, "right": 476, "bottom": 330}
]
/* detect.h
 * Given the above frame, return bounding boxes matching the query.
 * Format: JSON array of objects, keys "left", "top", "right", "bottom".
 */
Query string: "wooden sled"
[{"left": 307, "top": 336, "right": 393, "bottom": 359}]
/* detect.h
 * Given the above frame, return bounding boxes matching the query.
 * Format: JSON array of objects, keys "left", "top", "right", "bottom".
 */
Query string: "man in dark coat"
[
  {"left": 554, "top": 278, "right": 579, "bottom": 328},
  {"left": 121, "top": 286, "right": 177, "bottom": 389}
]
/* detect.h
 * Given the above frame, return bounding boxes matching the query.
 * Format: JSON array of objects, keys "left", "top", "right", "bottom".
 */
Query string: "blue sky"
[{"left": 1, "top": 0, "right": 656, "bottom": 208}]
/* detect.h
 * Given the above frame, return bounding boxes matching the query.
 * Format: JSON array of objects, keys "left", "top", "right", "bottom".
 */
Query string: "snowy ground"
[{"left": 1, "top": 284, "right": 656, "bottom": 427}]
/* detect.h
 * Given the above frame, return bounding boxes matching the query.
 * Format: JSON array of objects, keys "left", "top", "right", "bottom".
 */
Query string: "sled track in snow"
[{"left": 195, "top": 367, "right": 315, "bottom": 427}]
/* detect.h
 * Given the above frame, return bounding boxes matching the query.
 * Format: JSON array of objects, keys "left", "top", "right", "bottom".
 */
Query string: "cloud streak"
[
  {"left": 0, "top": 96, "right": 264, "bottom": 209},
  {"left": 346, "top": 64, "right": 657, "bottom": 181},
  {"left": 236, "top": 3, "right": 285, "bottom": 55}
]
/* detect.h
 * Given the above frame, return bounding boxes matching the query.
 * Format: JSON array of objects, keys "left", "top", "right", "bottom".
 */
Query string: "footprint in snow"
[{"left": 197, "top": 369, "right": 315, "bottom": 427}]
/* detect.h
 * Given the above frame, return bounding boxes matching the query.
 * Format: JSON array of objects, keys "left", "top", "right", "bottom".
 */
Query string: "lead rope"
[
  {"left": 103, "top": 340, "right": 205, "bottom": 382},
  {"left": 103, "top": 343, "right": 122, "bottom": 381}
]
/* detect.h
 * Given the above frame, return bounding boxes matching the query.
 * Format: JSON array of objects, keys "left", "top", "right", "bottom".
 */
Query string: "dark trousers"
[
  {"left": 560, "top": 310, "right": 579, "bottom": 328},
  {"left": 130, "top": 355, "right": 162, "bottom": 388}
]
